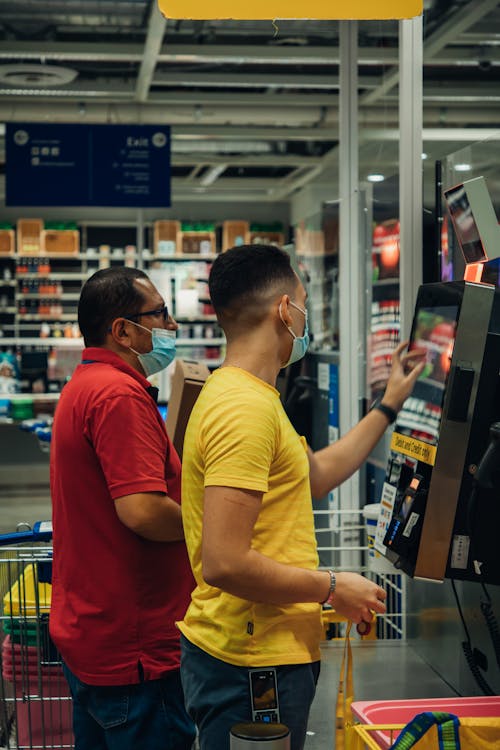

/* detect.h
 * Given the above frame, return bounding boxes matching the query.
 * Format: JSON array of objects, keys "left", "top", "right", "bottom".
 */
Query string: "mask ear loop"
[{"left": 278, "top": 301, "right": 297, "bottom": 339}]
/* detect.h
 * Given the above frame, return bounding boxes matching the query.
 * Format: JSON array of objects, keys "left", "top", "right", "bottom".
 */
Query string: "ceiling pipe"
[{"left": 0, "top": 101, "right": 498, "bottom": 126}]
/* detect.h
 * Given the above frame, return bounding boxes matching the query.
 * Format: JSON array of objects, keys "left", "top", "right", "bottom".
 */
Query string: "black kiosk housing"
[
  {"left": 377, "top": 177, "right": 500, "bottom": 585},
  {"left": 379, "top": 280, "right": 500, "bottom": 584}
]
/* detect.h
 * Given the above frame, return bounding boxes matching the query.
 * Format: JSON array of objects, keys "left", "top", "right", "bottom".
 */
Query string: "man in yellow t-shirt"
[{"left": 179, "top": 244, "right": 424, "bottom": 750}]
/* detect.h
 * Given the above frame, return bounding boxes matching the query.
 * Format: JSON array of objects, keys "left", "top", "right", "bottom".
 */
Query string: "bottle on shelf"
[
  {"left": 40, "top": 322, "right": 51, "bottom": 339},
  {"left": 39, "top": 257, "right": 51, "bottom": 275}
]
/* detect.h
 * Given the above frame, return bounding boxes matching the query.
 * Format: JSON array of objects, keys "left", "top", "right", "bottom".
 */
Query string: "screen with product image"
[
  {"left": 444, "top": 184, "right": 487, "bottom": 263},
  {"left": 397, "top": 300, "right": 460, "bottom": 445},
  {"left": 409, "top": 306, "right": 458, "bottom": 387}
]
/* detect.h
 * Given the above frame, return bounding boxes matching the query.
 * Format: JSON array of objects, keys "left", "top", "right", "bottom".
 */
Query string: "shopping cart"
[
  {"left": 0, "top": 523, "right": 74, "bottom": 749},
  {"left": 18, "top": 419, "right": 52, "bottom": 454}
]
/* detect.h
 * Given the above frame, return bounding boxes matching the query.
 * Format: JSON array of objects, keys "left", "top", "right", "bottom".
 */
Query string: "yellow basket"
[
  {"left": 3, "top": 563, "right": 52, "bottom": 617},
  {"left": 349, "top": 717, "right": 500, "bottom": 750}
]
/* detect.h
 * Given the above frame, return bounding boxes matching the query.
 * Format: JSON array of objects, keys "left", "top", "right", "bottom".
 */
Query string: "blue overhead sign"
[{"left": 6, "top": 123, "right": 171, "bottom": 208}]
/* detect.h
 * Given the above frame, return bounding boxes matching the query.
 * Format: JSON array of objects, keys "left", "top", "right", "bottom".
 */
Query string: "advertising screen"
[
  {"left": 409, "top": 306, "right": 458, "bottom": 387},
  {"left": 397, "top": 303, "right": 460, "bottom": 445},
  {"left": 444, "top": 184, "right": 487, "bottom": 263}
]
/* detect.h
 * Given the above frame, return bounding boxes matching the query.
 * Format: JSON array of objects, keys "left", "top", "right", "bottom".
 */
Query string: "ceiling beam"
[
  {"left": 0, "top": 41, "right": 146, "bottom": 62},
  {"left": 1, "top": 41, "right": 498, "bottom": 67},
  {"left": 151, "top": 71, "right": 377, "bottom": 89},
  {"left": 173, "top": 154, "right": 323, "bottom": 166},
  {"left": 361, "top": 0, "right": 500, "bottom": 106},
  {"left": 135, "top": 1, "right": 167, "bottom": 103}
]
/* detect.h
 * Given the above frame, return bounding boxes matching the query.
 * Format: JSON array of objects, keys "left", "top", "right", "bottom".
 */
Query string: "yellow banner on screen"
[
  {"left": 158, "top": 1, "right": 422, "bottom": 20},
  {"left": 390, "top": 432, "right": 437, "bottom": 467}
]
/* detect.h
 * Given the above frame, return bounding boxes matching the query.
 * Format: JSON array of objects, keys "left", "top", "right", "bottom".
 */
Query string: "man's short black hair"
[
  {"left": 78, "top": 267, "right": 149, "bottom": 346},
  {"left": 209, "top": 244, "right": 296, "bottom": 316}
]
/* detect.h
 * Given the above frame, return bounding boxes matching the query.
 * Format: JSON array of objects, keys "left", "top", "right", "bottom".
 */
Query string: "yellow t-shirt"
[{"left": 178, "top": 366, "right": 323, "bottom": 667}]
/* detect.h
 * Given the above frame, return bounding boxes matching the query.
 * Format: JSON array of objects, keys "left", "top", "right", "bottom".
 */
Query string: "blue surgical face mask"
[
  {"left": 128, "top": 321, "right": 176, "bottom": 377},
  {"left": 279, "top": 300, "right": 309, "bottom": 367}
]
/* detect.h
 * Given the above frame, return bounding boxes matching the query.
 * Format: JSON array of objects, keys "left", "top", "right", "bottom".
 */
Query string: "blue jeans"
[
  {"left": 62, "top": 662, "right": 196, "bottom": 750},
  {"left": 180, "top": 635, "right": 320, "bottom": 750}
]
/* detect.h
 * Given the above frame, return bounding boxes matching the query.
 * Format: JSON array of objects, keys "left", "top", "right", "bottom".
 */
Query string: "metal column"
[
  {"left": 399, "top": 16, "right": 423, "bottom": 339},
  {"left": 338, "top": 21, "right": 364, "bottom": 566}
]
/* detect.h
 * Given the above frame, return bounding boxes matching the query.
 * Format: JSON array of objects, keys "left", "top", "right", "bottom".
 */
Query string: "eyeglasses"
[{"left": 125, "top": 305, "right": 169, "bottom": 322}]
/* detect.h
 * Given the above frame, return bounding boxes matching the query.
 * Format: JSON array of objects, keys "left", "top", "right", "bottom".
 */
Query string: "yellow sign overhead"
[
  {"left": 390, "top": 432, "right": 437, "bottom": 467},
  {"left": 158, "top": 1, "right": 422, "bottom": 20}
]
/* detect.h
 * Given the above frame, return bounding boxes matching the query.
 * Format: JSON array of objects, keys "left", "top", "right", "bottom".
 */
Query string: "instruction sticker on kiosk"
[
  {"left": 374, "top": 482, "right": 397, "bottom": 556},
  {"left": 390, "top": 432, "right": 437, "bottom": 466}
]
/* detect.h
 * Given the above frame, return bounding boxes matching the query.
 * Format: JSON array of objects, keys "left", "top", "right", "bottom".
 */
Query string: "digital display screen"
[
  {"left": 444, "top": 184, "right": 487, "bottom": 263},
  {"left": 409, "top": 306, "right": 458, "bottom": 387},
  {"left": 397, "top": 303, "right": 460, "bottom": 445}
]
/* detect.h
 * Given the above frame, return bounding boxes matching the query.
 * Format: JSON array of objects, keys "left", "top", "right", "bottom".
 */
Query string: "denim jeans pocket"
[
  {"left": 85, "top": 685, "right": 129, "bottom": 729},
  {"left": 63, "top": 664, "right": 130, "bottom": 731}
]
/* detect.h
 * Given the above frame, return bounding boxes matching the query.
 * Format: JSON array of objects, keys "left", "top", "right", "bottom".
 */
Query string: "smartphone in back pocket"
[{"left": 248, "top": 668, "right": 280, "bottom": 723}]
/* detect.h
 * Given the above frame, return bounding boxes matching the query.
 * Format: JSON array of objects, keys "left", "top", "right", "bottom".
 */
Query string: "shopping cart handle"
[
  {"left": 0, "top": 520, "right": 52, "bottom": 546},
  {"left": 35, "top": 427, "right": 52, "bottom": 443}
]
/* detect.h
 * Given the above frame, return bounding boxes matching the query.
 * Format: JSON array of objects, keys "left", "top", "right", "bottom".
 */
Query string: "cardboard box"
[{"left": 165, "top": 359, "right": 210, "bottom": 457}]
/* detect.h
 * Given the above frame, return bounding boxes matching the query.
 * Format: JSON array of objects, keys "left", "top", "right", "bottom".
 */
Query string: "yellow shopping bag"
[{"left": 389, "top": 711, "right": 500, "bottom": 749}]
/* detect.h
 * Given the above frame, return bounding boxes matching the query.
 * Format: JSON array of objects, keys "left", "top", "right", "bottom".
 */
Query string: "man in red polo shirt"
[{"left": 50, "top": 267, "right": 195, "bottom": 750}]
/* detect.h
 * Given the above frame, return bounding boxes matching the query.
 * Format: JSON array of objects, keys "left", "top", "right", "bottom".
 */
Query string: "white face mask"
[
  {"left": 128, "top": 321, "right": 176, "bottom": 376},
  {"left": 279, "top": 300, "right": 310, "bottom": 367}
]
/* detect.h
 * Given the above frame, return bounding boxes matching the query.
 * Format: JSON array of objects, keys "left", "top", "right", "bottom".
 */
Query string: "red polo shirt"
[{"left": 49, "top": 348, "right": 194, "bottom": 685}]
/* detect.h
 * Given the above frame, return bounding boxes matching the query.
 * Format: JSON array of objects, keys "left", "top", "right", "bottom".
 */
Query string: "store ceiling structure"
[{"left": 0, "top": 0, "right": 499, "bottom": 206}]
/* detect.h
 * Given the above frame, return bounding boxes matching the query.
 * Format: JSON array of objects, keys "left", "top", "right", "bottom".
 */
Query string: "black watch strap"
[{"left": 373, "top": 402, "right": 398, "bottom": 424}]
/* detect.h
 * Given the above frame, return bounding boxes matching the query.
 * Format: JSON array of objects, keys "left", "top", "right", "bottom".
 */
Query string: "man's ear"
[
  {"left": 278, "top": 294, "right": 292, "bottom": 326},
  {"left": 109, "top": 317, "right": 130, "bottom": 345}
]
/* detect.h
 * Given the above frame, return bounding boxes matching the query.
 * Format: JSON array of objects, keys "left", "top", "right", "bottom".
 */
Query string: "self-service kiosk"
[{"left": 375, "top": 176, "right": 500, "bottom": 585}]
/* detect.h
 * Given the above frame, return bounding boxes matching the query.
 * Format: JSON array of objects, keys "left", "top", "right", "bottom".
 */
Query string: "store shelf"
[
  {"left": 371, "top": 322, "right": 401, "bottom": 333},
  {"left": 16, "top": 294, "right": 81, "bottom": 301},
  {"left": 177, "top": 338, "right": 224, "bottom": 346},
  {"left": 175, "top": 315, "right": 218, "bottom": 322},
  {"left": 373, "top": 278, "right": 400, "bottom": 288},
  {"left": 19, "top": 273, "right": 89, "bottom": 281},
  {"left": 147, "top": 254, "right": 216, "bottom": 262},
  {"left": 17, "top": 314, "right": 78, "bottom": 322},
  {"left": 0, "top": 281, "right": 17, "bottom": 287},
  {"left": 0, "top": 307, "right": 17, "bottom": 314},
  {"left": 0, "top": 338, "right": 83, "bottom": 347},
  {"left": 7, "top": 393, "right": 60, "bottom": 402}
]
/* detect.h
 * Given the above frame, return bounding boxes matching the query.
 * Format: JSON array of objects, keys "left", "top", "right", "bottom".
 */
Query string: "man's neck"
[{"left": 222, "top": 351, "right": 281, "bottom": 387}]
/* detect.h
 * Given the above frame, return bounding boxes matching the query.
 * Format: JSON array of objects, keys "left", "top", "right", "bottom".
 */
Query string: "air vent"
[{"left": 0, "top": 65, "right": 78, "bottom": 87}]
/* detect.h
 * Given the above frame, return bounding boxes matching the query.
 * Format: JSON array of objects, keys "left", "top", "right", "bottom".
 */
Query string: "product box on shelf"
[
  {"left": 222, "top": 220, "right": 249, "bottom": 251},
  {"left": 0, "top": 227, "right": 15, "bottom": 255},
  {"left": 165, "top": 359, "right": 209, "bottom": 458},
  {"left": 154, "top": 220, "right": 181, "bottom": 257},
  {"left": 179, "top": 223, "right": 216, "bottom": 255},
  {"left": 248, "top": 223, "right": 285, "bottom": 248},
  {"left": 17, "top": 218, "right": 44, "bottom": 255},
  {"left": 41, "top": 228, "right": 80, "bottom": 255}
]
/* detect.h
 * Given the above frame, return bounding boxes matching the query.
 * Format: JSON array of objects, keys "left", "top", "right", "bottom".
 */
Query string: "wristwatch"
[
  {"left": 321, "top": 569, "right": 337, "bottom": 606},
  {"left": 372, "top": 399, "right": 398, "bottom": 424}
]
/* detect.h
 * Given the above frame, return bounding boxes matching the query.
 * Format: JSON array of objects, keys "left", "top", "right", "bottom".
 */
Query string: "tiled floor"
[{"left": 0, "top": 487, "right": 453, "bottom": 748}]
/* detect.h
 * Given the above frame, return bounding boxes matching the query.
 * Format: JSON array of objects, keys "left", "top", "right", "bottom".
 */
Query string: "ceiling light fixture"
[
  {"left": 367, "top": 173, "right": 385, "bottom": 182},
  {"left": 454, "top": 163, "right": 472, "bottom": 172},
  {"left": 0, "top": 64, "right": 78, "bottom": 87}
]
